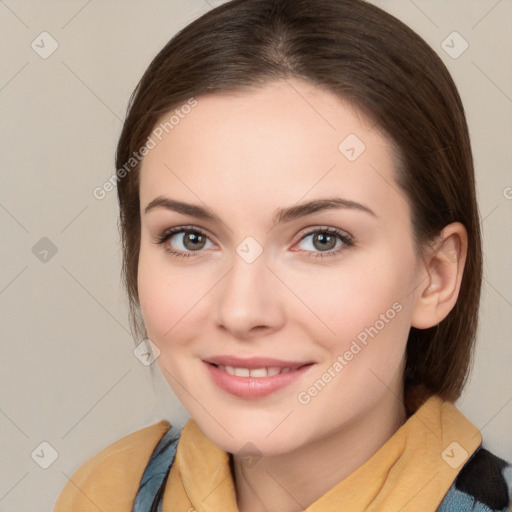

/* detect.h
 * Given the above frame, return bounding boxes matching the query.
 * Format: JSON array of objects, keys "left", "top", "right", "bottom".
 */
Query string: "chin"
[{"left": 192, "top": 412, "right": 308, "bottom": 457}]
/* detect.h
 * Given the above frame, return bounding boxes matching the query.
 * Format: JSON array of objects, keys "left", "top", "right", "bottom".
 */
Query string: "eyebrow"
[{"left": 144, "top": 196, "right": 376, "bottom": 224}]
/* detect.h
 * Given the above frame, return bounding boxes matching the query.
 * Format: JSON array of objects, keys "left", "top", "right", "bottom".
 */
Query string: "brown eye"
[
  {"left": 311, "top": 232, "right": 337, "bottom": 251},
  {"left": 181, "top": 231, "right": 207, "bottom": 251},
  {"left": 155, "top": 227, "right": 214, "bottom": 256},
  {"left": 296, "top": 227, "right": 352, "bottom": 255}
]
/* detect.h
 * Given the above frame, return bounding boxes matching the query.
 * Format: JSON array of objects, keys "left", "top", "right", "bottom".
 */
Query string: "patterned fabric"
[
  {"left": 132, "top": 428, "right": 512, "bottom": 512},
  {"left": 438, "top": 448, "right": 511, "bottom": 511},
  {"left": 132, "top": 428, "right": 180, "bottom": 512}
]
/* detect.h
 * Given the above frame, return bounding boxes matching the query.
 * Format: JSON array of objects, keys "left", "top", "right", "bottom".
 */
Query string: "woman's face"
[{"left": 137, "top": 79, "right": 427, "bottom": 456}]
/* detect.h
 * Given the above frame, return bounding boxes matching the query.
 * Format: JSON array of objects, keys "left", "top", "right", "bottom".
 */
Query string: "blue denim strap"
[{"left": 132, "top": 427, "right": 181, "bottom": 512}]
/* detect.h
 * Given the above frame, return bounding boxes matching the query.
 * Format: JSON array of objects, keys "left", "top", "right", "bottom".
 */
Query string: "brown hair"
[{"left": 115, "top": 0, "right": 482, "bottom": 414}]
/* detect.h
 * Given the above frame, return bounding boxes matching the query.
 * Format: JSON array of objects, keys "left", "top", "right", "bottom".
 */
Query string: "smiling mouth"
[
  {"left": 211, "top": 363, "right": 308, "bottom": 378},
  {"left": 204, "top": 360, "right": 315, "bottom": 399}
]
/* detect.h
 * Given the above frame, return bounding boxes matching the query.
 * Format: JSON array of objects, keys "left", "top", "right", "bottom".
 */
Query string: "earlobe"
[{"left": 411, "top": 222, "right": 468, "bottom": 329}]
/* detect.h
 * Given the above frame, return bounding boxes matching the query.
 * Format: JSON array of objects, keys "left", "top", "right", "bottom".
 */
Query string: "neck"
[{"left": 233, "top": 394, "right": 406, "bottom": 512}]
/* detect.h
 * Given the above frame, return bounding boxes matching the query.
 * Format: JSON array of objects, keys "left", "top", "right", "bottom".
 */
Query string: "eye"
[
  {"left": 154, "top": 226, "right": 214, "bottom": 258},
  {"left": 294, "top": 227, "right": 353, "bottom": 258},
  {"left": 154, "top": 225, "right": 354, "bottom": 260}
]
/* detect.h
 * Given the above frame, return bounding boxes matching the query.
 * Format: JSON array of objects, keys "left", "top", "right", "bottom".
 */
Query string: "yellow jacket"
[{"left": 54, "top": 396, "right": 512, "bottom": 511}]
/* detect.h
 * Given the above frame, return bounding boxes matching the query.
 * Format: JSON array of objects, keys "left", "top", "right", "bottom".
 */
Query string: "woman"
[{"left": 54, "top": 0, "right": 511, "bottom": 510}]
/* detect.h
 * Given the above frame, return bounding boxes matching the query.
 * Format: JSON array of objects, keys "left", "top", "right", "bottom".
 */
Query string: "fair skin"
[{"left": 137, "top": 79, "right": 467, "bottom": 512}]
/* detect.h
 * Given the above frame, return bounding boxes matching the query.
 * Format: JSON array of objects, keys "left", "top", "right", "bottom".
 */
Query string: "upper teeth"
[{"left": 217, "top": 365, "right": 298, "bottom": 377}]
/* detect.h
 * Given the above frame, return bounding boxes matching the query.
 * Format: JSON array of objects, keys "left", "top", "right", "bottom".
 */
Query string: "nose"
[{"left": 213, "top": 251, "right": 286, "bottom": 340}]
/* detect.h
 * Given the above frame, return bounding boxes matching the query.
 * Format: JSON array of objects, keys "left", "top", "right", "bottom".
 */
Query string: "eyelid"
[
  {"left": 295, "top": 225, "right": 353, "bottom": 242},
  {"left": 154, "top": 225, "right": 214, "bottom": 242}
]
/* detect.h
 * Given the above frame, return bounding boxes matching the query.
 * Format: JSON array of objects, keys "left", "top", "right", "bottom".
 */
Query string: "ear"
[{"left": 411, "top": 222, "right": 468, "bottom": 329}]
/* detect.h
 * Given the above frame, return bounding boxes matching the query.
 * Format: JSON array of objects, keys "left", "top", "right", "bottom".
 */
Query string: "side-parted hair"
[{"left": 116, "top": 0, "right": 482, "bottom": 414}]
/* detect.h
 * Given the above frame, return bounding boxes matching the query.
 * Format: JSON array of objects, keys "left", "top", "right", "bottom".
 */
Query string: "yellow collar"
[{"left": 166, "top": 395, "right": 481, "bottom": 512}]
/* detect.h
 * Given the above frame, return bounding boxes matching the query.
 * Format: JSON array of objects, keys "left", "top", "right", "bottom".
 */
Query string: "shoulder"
[
  {"left": 53, "top": 420, "right": 171, "bottom": 512},
  {"left": 439, "top": 446, "right": 512, "bottom": 511}
]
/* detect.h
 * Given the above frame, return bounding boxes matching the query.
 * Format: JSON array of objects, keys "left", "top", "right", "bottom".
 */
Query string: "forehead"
[{"left": 139, "top": 79, "right": 408, "bottom": 221}]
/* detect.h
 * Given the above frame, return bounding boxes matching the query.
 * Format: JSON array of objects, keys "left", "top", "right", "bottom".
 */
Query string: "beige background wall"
[{"left": 0, "top": 1, "right": 511, "bottom": 510}]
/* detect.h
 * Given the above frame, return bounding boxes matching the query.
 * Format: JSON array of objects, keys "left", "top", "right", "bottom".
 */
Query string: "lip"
[{"left": 203, "top": 356, "right": 315, "bottom": 399}]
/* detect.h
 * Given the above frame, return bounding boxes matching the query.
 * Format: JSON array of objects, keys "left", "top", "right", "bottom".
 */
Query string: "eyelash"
[{"left": 153, "top": 225, "right": 354, "bottom": 260}]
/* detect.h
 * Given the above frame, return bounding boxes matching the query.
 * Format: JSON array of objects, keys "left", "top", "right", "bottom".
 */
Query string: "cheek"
[
  {"left": 291, "top": 265, "right": 414, "bottom": 419},
  {"left": 288, "top": 259, "right": 412, "bottom": 342},
  {"left": 137, "top": 249, "right": 205, "bottom": 348},
  {"left": 286, "top": 248, "right": 418, "bottom": 387}
]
